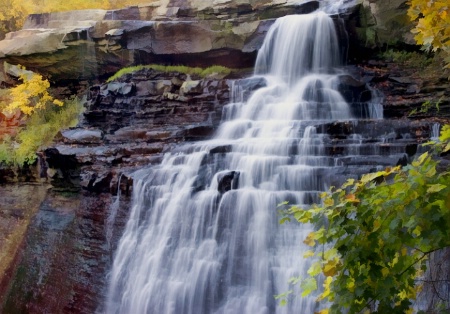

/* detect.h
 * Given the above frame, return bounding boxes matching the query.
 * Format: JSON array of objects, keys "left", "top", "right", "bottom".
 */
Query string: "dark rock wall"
[{"left": 2, "top": 190, "right": 130, "bottom": 314}]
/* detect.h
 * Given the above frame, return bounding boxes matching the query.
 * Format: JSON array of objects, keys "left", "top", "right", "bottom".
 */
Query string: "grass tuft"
[{"left": 107, "top": 64, "right": 233, "bottom": 82}]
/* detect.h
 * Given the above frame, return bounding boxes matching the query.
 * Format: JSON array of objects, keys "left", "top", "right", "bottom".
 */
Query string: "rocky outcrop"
[
  {"left": 345, "top": 60, "right": 450, "bottom": 120},
  {"left": 0, "top": 1, "right": 321, "bottom": 81},
  {"left": 352, "top": 0, "right": 414, "bottom": 48},
  {"left": 46, "top": 67, "right": 234, "bottom": 195}
]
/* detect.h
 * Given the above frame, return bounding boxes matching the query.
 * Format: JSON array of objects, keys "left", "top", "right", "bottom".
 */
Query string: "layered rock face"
[{"left": 0, "top": 0, "right": 321, "bottom": 81}]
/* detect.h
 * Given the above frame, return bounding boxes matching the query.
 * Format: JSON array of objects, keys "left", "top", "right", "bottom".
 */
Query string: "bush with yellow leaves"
[
  {"left": 408, "top": 0, "right": 450, "bottom": 68},
  {"left": 0, "top": 67, "right": 83, "bottom": 166}
]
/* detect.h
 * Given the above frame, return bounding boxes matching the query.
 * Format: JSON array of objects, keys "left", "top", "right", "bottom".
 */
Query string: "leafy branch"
[{"left": 281, "top": 125, "right": 450, "bottom": 313}]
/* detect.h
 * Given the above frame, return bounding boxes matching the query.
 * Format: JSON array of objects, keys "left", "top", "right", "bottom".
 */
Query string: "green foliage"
[
  {"left": 0, "top": 97, "right": 83, "bottom": 166},
  {"left": 107, "top": 64, "right": 233, "bottom": 82},
  {"left": 0, "top": 66, "right": 83, "bottom": 166},
  {"left": 379, "top": 49, "right": 433, "bottom": 68},
  {"left": 408, "top": 98, "right": 442, "bottom": 117},
  {"left": 281, "top": 126, "right": 450, "bottom": 313}
]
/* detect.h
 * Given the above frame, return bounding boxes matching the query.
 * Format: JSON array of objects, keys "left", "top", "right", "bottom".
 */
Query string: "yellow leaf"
[
  {"left": 345, "top": 193, "right": 360, "bottom": 203},
  {"left": 323, "top": 264, "right": 337, "bottom": 277},
  {"left": 389, "top": 253, "right": 399, "bottom": 267},
  {"left": 360, "top": 170, "right": 386, "bottom": 184},
  {"left": 381, "top": 267, "right": 389, "bottom": 277},
  {"left": 405, "top": 308, "right": 414, "bottom": 314},
  {"left": 319, "top": 192, "right": 328, "bottom": 199},
  {"left": 324, "top": 198, "right": 334, "bottom": 207},
  {"left": 427, "top": 184, "right": 446, "bottom": 193},
  {"left": 373, "top": 219, "right": 381, "bottom": 231},
  {"left": 323, "top": 258, "right": 339, "bottom": 277},
  {"left": 308, "top": 261, "right": 322, "bottom": 276},
  {"left": 342, "top": 178, "right": 355, "bottom": 188},
  {"left": 317, "top": 276, "right": 333, "bottom": 301},
  {"left": 417, "top": 152, "right": 429, "bottom": 165},
  {"left": 303, "top": 250, "right": 315, "bottom": 258},
  {"left": 346, "top": 277, "right": 355, "bottom": 292},
  {"left": 303, "top": 232, "right": 316, "bottom": 247},
  {"left": 314, "top": 309, "right": 329, "bottom": 314},
  {"left": 401, "top": 247, "right": 407, "bottom": 256},
  {"left": 324, "top": 248, "right": 338, "bottom": 260}
]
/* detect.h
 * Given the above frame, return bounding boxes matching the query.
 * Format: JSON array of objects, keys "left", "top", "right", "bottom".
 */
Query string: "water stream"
[{"left": 105, "top": 10, "right": 381, "bottom": 314}]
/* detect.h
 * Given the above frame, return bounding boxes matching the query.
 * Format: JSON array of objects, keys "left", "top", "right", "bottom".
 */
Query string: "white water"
[{"left": 105, "top": 11, "right": 379, "bottom": 314}]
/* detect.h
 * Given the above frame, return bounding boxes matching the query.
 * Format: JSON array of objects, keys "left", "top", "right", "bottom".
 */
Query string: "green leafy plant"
[
  {"left": 0, "top": 97, "right": 83, "bottom": 166},
  {"left": 379, "top": 49, "right": 433, "bottom": 68},
  {"left": 107, "top": 64, "right": 233, "bottom": 82},
  {"left": 279, "top": 125, "right": 450, "bottom": 313},
  {"left": 408, "top": 98, "right": 442, "bottom": 117},
  {"left": 0, "top": 66, "right": 84, "bottom": 166}
]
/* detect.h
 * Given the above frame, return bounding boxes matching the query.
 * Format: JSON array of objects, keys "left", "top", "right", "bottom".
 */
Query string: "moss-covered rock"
[{"left": 354, "top": 0, "right": 415, "bottom": 48}]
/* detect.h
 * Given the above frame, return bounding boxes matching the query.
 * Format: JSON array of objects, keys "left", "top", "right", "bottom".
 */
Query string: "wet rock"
[
  {"left": 43, "top": 148, "right": 80, "bottom": 189},
  {"left": 106, "top": 127, "right": 148, "bottom": 142},
  {"left": 232, "top": 76, "right": 267, "bottom": 101},
  {"left": 210, "top": 145, "right": 232, "bottom": 154},
  {"left": 109, "top": 173, "right": 134, "bottom": 196},
  {"left": 183, "top": 125, "right": 216, "bottom": 140},
  {"left": 389, "top": 76, "right": 415, "bottom": 84},
  {"left": 61, "top": 128, "right": 103, "bottom": 144},
  {"left": 163, "top": 92, "right": 189, "bottom": 102},
  {"left": 1, "top": 188, "right": 131, "bottom": 314},
  {"left": 135, "top": 80, "right": 172, "bottom": 96},
  {"left": 217, "top": 171, "right": 240, "bottom": 194},
  {"left": 180, "top": 80, "right": 202, "bottom": 95},
  {"left": 338, "top": 74, "right": 372, "bottom": 103},
  {"left": 102, "top": 82, "right": 135, "bottom": 96},
  {"left": 83, "top": 170, "right": 114, "bottom": 193}
]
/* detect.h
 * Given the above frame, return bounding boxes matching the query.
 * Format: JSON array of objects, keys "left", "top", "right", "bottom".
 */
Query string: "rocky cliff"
[
  {"left": 0, "top": 0, "right": 449, "bottom": 313},
  {"left": 0, "top": 0, "right": 322, "bottom": 83}
]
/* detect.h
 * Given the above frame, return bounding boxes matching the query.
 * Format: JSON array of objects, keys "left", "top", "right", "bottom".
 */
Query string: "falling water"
[
  {"left": 431, "top": 123, "right": 441, "bottom": 140},
  {"left": 106, "top": 174, "right": 123, "bottom": 252},
  {"left": 105, "top": 11, "right": 378, "bottom": 314}
]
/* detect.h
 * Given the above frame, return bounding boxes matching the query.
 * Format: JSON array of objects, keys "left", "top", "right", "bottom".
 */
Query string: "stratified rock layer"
[{"left": 0, "top": 1, "right": 321, "bottom": 81}]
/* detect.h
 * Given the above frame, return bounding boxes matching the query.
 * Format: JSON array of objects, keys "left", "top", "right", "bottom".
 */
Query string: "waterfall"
[{"left": 105, "top": 11, "right": 377, "bottom": 314}]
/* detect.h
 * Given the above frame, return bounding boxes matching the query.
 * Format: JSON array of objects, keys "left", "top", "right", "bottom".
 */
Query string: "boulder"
[
  {"left": 349, "top": 0, "right": 415, "bottom": 49},
  {"left": 217, "top": 170, "right": 240, "bottom": 193}
]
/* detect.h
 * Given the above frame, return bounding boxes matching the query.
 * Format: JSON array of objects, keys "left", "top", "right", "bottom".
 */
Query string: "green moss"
[
  {"left": 107, "top": 64, "right": 233, "bottom": 82},
  {"left": 379, "top": 49, "right": 433, "bottom": 68}
]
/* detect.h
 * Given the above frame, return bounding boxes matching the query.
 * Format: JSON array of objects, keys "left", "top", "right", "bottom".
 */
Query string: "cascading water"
[{"left": 105, "top": 11, "right": 379, "bottom": 314}]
